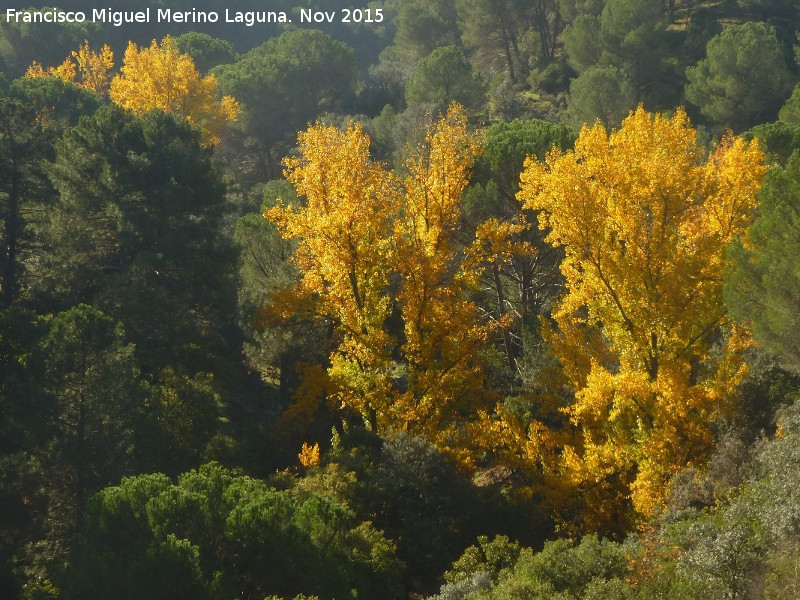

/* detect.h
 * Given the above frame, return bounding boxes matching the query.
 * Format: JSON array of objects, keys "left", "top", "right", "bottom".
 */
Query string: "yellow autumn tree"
[
  {"left": 26, "top": 40, "right": 115, "bottom": 96},
  {"left": 391, "top": 107, "right": 496, "bottom": 458},
  {"left": 267, "top": 117, "right": 401, "bottom": 434},
  {"left": 516, "top": 107, "right": 767, "bottom": 527},
  {"left": 109, "top": 36, "right": 238, "bottom": 144},
  {"left": 267, "top": 104, "right": 502, "bottom": 464}
]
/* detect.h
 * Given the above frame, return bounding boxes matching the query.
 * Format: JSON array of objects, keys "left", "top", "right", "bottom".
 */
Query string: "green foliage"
[
  {"left": 343, "top": 432, "right": 488, "bottom": 589},
  {"left": 530, "top": 59, "right": 575, "bottom": 96},
  {"left": 41, "top": 105, "right": 236, "bottom": 379},
  {"left": 557, "top": 0, "right": 606, "bottom": 22},
  {"left": 233, "top": 180, "right": 331, "bottom": 451},
  {"left": 235, "top": 180, "right": 298, "bottom": 320},
  {"left": 686, "top": 22, "right": 793, "bottom": 130},
  {"left": 747, "top": 121, "right": 800, "bottom": 164},
  {"left": 9, "top": 76, "right": 101, "bottom": 130},
  {"left": 726, "top": 152, "right": 800, "bottom": 372},
  {"left": 456, "top": 0, "right": 546, "bottom": 83},
  {"left": 369, "top": 45, "right": 417, "bottom": 112},
  {"left": 635, "top": 393, "right": 800, "bottom": 600},
  {"left": 39, "top": 306, "right": 140, "bottom": 465},
  {"left": 174, "top": 32, "right": 237, "bottom": 72},
  {"left": 601, "top": 0, "right": 670, "bottom": 99},
  {"left": 431, "top": 574, "right": 493, "bottom": 600},
  {"left": 0, "top": 89, "right": 55, "bottom": 307},
  {"left": 0, "top": 444, "right": 47, "bottom": 598},
  {"left": 0, "top": 79, "right": 97, "bottom": 308},
  {"left": 733, "top": 348, "right": 800, "bottom": 441},
  {"left": 738, "top": 0, "right": 793, "bottom": 11},
  {"left": 0, "top": 10, "right": 100, "bottom": 78},
  {"left": 764, "top": 538, "right": 800, "bottom": 600},
  {"left": 478, "top": 118, "right": 575, "bottom": 199},
  {"left": 14, "top": 103, "right": 250, "bottom": 483},
  {"left": 405, "top": 45, "right": 487, "bottom": 113},
  {"left": 599, "top": 0, "right": 663, "bottom": 56},
  {"left": 34, "top": 305, "right": 142, "bottom": 576},
  {"left": 299, "top": 428, "right": 545, "bottom": 596},
  {"left": 562, "top": 0, "right": 669, "bottom": 102},
  {"left": 462, "top": 534, "right": 631, "bottom": 600},
  {"left": 566, "top": 65, "right": 635, "bottom": 128},
  {"left": 677, "top": 494, "right": 768, "bottom": 600},
  {"left": 737, "top": 0, "right": 798, "bottom": 34},
  {"left": 680, "top": 8, "right": 722, "bottom": 65},
  {"left": 562, "top": 14, "right": 603, "bottom": 72},
  {"left": 758, "top": 401, "right": 800, "bottom": 535},
  {"left": 65, "top": 462, "right": 403, "bottom": 600},
  {"left": 444, "top": 535, "right": 521, "bottom": 585},
  {"left": 395, "top": 0, "right": 461, "bottom": 56},
  {"left": 148, "top": 368, "right": 225, "bottom": 473},
  {"left": 778, "top": 84, "right": 800, "bottom": 126},
  {"left": 584, "top": 577, "right": 635, "bottom": 600},
  {"left": 215, "top": 29, "right": 359, "bottom": 179}
]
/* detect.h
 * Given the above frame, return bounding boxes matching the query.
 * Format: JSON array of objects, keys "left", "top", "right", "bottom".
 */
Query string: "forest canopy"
[{"left": 2, "top": 2, "right": 800, "bottom": 600}]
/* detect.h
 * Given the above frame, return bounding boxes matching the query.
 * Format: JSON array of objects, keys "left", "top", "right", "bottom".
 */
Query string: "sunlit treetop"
[
  {"left": 109, "top": 36, "right": 239, "bottom": 145},
  {"left": 266, "top": 104, "right": 508, "bottom": 466},
  {"left": 516, "top": 106, "right": 767, "bottom": 526},
  {"left": 26, "top": 40, "right": 115, "bottom": 96},
  {"left": 25, "top": 36, "right": 238, "bottom": 145}
]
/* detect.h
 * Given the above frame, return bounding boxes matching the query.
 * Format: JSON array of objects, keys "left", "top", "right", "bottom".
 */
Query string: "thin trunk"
[
  {"left": 75, "top": 391, "right": 87, "bottom": 533},
  {"left": 493, "top": 264, "right": 516, "bottom": 371},
  {"left": 648, "top": 331, "right": 659, "bottom": 381},
  {"left": 3, "top": 165, "right": 20, "bottom": 307},
  {"left": 499, "top": 18, "right": 518, "bottom": 83}
]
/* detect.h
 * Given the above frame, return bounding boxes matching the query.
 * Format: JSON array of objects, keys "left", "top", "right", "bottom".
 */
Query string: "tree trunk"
[{"left": 2, "top": 165, "right": 20, "bottom": 307}]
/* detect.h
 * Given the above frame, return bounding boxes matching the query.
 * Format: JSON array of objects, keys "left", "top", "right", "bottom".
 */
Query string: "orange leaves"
[
  {"left": 109, "top": 36, "right": 238, "bottom": 145},
  {"left": 518, "top": 107, "right": 766, "bottom": 524}
]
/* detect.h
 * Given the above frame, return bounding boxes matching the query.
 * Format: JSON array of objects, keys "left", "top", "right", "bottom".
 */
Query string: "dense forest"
[{"left": 2, "top": 1, "right": 800, "bottom": 598}]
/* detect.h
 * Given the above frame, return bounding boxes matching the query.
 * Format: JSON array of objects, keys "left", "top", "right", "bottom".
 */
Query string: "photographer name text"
[{"left": 5, "top": 7, "right": 385, "bottom": 27}]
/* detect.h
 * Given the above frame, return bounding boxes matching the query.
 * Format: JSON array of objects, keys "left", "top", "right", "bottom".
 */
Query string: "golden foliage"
[
  {"left": 392, "top": 107, "right": 496, "bottom": 457},
  {"left": 109, "top": 36, "right": 238, "bottom": 144},
  {"left": 267, "top": 104, "right": 502, "bottom": 464},
  {"left": 298, "top": 442, "right": 321, "bottom": 468},
  {"left": 282, "top": 364, "right": 333, "bottom": 428},
  {"left": 25, "top": 37, "right": 237, "bottom": 144},
  {"left": 71, "top": 41, "right": 115, "bottom": 95},
  {"left": 517, "top": 107, "right": 766, "bottom": 526},
  {"left": 26, "top": 41, "right": 114, "bottom": 96},
  {"left": 267, "top": 117, "right": 400, "bottom": 432}
]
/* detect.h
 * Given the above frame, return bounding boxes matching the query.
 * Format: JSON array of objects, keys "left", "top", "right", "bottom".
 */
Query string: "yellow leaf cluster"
[
  {"left": 109, "top": 36, "right": 239, "bottom": 145},
  {"left": 72, "top": 41, "right": 115, "bottom": 95},
  {"left": 25, "top": 37, "right": 238, "bottom": 145},
  {"left": 268, "top": 118, "right": 400, "bottom": 430},
  {"left": 282, "top": 364, "right": 333, "bottom": 428},
  {"left": 298, "top": 442, "right": 321, "bottom": 468},
  {"left": 267, "top": 104, "right": 502, "bottom": 464},
  {"left": 26, "top": 40, "right": 114, "bottom": 96},
  {"left": 518, "top": 107, "right": 767, "bottom": 526},
  {"left": 392, "top": 108, "right": 495, "bottom": 455}
]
